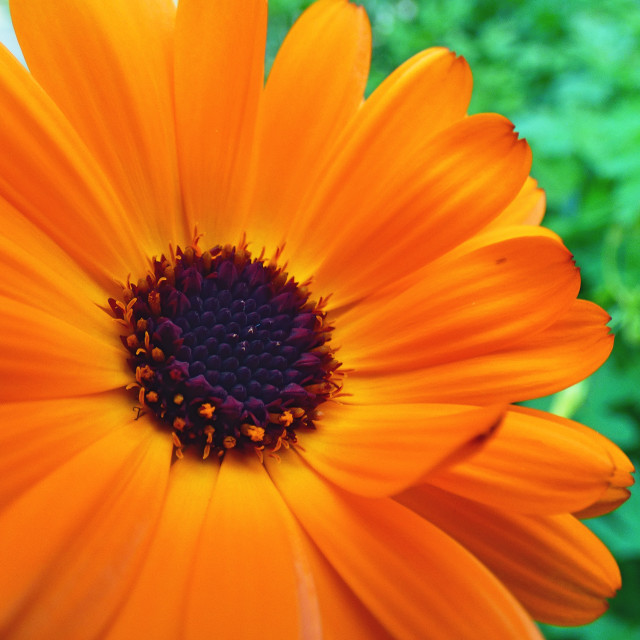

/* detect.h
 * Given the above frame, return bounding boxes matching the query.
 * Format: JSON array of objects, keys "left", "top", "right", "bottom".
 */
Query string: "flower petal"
[
  {"left": 338, "top": 227, "right": 579, "bottom": 372},
  {"left": 11, "top": 0, "right": 184, "bottom": 248},
  {"left": 426, "top": 407, "right": 620, "bottom": 514},
  {"left": 0, "top": 393, "right": 135, "bottom": 508},
  {"left": 183, "top": 451, "right": 322, "bottom": 640},
  {"left": 248, "top": 0, "right": 371, "bottom": 253},
  {"left": 397, "top": 485, "right": 621, "bottom": 625},
  {"left": 0, "top": 47, "right": 150, "bottom": 286},
  {"left": 0, "top": 200, "right": 112, "bottom": 326},
  {"left": 0, "top": 295, "right": 128, "bottom": 402},
  {"left": 266, "top": 451, "right": 542, "bottom": 639},
  {"left": 485, "top": 176, "right": 546, "bottom": 229},
  {"left": 300, "top": 533, "right": 393, "bottom": 640},
  {"left": 0, "top": 421, "right": 171, "bottom": 637},
  {"left": 346, "top": 299, "right": 613, "bottom": 405},
  {"left": 281, "top": 47, "right": 474, "bottom": 284},
  {"left": 103, "top": 455, "right": 218, "bottom": 640},
  {"left": 297, "top": 403, "right": 503, "bottom": 497},
  {"left": 507, "top": 407, "right": 635, "bottom": 518},
  {"left": 301, "top": 112, "right": 531, "bottom": 305},
  {"left": 175, "top": 0, "right": 267, "bottom": 240}
]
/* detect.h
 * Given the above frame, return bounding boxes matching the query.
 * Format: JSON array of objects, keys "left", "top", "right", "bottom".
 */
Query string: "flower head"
[{"left": 0, "top": 0, "right": 633, "bottom": 638}]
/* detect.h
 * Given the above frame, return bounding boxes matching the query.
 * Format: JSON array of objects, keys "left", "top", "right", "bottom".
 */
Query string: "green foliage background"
[{"left": 1, "top": 0, "right": 638, "bottom": 638}]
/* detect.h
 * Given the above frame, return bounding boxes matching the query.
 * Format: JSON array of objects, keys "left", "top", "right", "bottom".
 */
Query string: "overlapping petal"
[
  {"left": 0, "top": 200, "right": 112, "bottom": 326},
  {"left": 486, "top": 176, "right": 546, "bottom": 229},
  {"left": 0, "top": 46, "right": 149, "bottom": 286},
  {"left": 507, "top": 407, "right": 635, "bottom": 518},
  {"left": 103, "top": 455, "right": 218, "bottom": 640},
  {"left": 297, "top": 402, "right": 504, "bottom": 496},
  {"left": 300, "top": 535, "right": 393, "bottom": 640},
  {"left": 346, "top": 299, "right": 613, "bottom": 405},
  {"left": 281, "top": 47, "right": 476, "bottom": 285},
  {"left": 266, "top": 451, "right": 542, "bottom": 639},
  {"left": 248, "top": 0, "right": 371, "bottom": 254},
  {"left": 397, "top": 485, "right": 621, "bottom": 625},
  {"left": 11, "top": 0, "right": 184, "bottom": 249},
  {"left": 425, "top": 406, "right": 625, "bottom": 514},
  {"left": 306, "top": 113, "right": 532, "bottom": 304},
  {"left": 0, "top": 423, "right": 171, "bottom": 638},
  {"left": 337, "top": 227, "right": 579, "bottom": 372},
  {"left": 182, "top": 451, "right": 322, "bottom": 639},
  {"left": 0, "top": 393, "right": 135, "bottom": 508},
  {"left": 0, "top": 296, "right": 128, "bottom": 402}
]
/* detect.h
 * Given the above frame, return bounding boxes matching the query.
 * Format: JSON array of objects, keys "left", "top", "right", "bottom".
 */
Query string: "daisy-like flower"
[{"left": 0, "top": 0, "right": 634, "bottom": 638}]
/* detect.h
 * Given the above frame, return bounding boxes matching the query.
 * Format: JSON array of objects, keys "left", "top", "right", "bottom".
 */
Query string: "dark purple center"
[{"left": 111, "top": 244, "right": 340, "bottom": 458}]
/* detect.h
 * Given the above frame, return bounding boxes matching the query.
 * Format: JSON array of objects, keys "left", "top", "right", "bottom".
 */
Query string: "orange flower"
[{"left": 0, "top": 1, "right": 633, "bottom": 638}]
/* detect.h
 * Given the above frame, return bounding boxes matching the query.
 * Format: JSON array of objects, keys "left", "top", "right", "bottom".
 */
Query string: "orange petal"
[
  {"left": 297, "top": 403, "right": 503, "bottom": 497},
  {"left": 0, "top": 200, "right": 113, "bottom": 328},
  {"left": 247, "top": 0, "right": 371, "bottom": 253},
  {"left": 338, "top": 227, "right": 579, "bottom": 372},
  {"left": 485, "top": 176, "right": 546, "bottom": 229},
  {"left": 104, "top": 455, "right": 218, "bottom": 640},
  {"left": 0, "top": 47, "right": 150, "bottom": 287},
  {"left": 310, "top": 113, "right": 532, "bottom": 306},
  {"left": 426, "top": 406, "right": 620, "bottom": 514},
  {"left": 509, "top": 406, "right": 635, "bottom": 518},
  {"left": 0, "top": 393, "right": 136, "bottom": 508},
  {"left": 11, "top": 0, "right": 184, "bottom": 249},
  {"left": 174, "top": 0, "right": 267, "bottom": 241},
  {"left": 574, "top": 485, "right": 634, "bottom": 519},
  {"left": 397, "top": 485, "right": 621, "bottom": 625},
  {"left": 183, "top": 451, "right": 322, "bottom": 640},
  {"left": 0, "top": 295, "right": 129, "bottom": 402},
  {"left": 0, "top": 421, "right": 171, "bottom": 636},
  {"left": 300, "top": 531, "right": 394, "bottom": 640},
  {"left": 281, "top": 47, "right": 474, "bottom": 284},
  {"left": 266, "top": 451, "right": 542, "bottom": 639},
  {"left": 346, "top": 299, "right": 613, "bottom": 405}
]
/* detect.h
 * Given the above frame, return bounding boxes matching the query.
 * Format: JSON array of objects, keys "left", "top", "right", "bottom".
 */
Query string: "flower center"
[{"left": 110, "top": 241, "right": 342, "bottom": 460}]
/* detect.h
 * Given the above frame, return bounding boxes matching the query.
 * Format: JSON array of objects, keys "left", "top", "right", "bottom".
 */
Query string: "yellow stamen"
[
  {"left": 305, "top": 382, "right": 333, "bottom": 395},
  {"left": 198, "top": 403, "right": 216, "bottom": 419},
  {"left": 223, "top": 436, "right": 236, "bottom": 449},
  {"left": 241, "top": 424, "right": 265, "bottom": 442},
  {"left": 137, "top": 365, "right": 154, "bottom": 381},
  {"left": 126, "top": 334, "right": 139, "bottom": 349},
  {"left": 173, "top": 417, "right": 186, "bottom": 431},
  {"left": 173, "top": 394, "right": 184, "bottom": 406}
]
